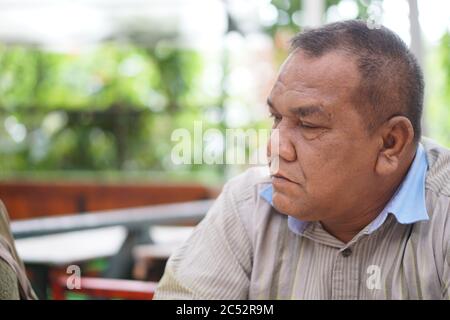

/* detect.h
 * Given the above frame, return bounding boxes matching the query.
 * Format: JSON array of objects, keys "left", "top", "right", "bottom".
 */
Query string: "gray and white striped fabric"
[{"left": 154, "top": 138, "right": 450, "bottom": 300}]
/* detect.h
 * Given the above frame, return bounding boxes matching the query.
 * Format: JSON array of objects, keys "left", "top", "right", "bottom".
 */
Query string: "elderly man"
[{"left": 155, "top": 20, "right": 450, "bottom": 300}]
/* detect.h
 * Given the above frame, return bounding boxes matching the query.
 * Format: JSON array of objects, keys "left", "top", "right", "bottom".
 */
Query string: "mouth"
[{"left": 271, "top": 173, "right": 300, "bottom": 185}]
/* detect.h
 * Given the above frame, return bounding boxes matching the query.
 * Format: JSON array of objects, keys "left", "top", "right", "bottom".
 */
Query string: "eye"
[
  {"left": 269, "top": 113, "right": 282, "bottom": 123},
  {"left": 299, "top": 122, "right": 318, "bottom": 129}
]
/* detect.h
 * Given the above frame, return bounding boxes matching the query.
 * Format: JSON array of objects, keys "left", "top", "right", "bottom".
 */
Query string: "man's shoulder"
[
  {"left": 217, "top": 167, "right": 276, "bottom": 236},
  {"left": 423, "top": 137, "right": 450, "bottom": 197},
  {"left": 223, "top": 166, "right": 271, "bottom": 203},
  {"left": 420, "top": 139, "right": 450, "bottom": 256}
]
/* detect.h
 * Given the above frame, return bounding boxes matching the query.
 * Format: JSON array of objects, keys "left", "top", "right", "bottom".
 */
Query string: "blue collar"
[{"left": 260, "top": 143, "right": 430, "bottom": 235}]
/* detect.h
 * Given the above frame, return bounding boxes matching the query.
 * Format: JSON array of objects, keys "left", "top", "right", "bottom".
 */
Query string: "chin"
[
  {"left": 273, "top": 195, "right": 302, "bottom": 216},
  {"left": 272, "top": 193, "right": 319, "bottom": 221}
]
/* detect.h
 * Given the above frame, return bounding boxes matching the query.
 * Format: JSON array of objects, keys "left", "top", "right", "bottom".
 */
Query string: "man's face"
[{"left": 267, "top": 49, "right": 380, "bottom": 222}]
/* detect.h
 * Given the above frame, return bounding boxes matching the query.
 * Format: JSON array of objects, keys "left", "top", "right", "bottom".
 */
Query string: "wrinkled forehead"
[{"left": 270, "top": 49, "right": 361, "bottom": 109}]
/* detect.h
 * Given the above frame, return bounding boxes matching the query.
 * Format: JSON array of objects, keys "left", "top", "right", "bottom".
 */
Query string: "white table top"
[
  {"left": 14, "top": 225, "right": 195, "bottom": 266},
  {"left": 15, "top": 226, "right": 127, "bottom": 266}
]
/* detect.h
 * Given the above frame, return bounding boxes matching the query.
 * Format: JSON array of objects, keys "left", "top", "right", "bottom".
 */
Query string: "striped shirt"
[{"left": 154, "top": 138, "right": 450, "bottom": 300}]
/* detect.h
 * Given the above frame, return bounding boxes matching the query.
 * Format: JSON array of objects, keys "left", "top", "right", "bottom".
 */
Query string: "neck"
[{"left": 320, "top": 198, "right": 390, "bottom": 244}]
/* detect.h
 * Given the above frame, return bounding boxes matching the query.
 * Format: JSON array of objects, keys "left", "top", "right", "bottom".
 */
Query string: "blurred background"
[{"left": 0, "top": 0, "right": 448, "bottom": 299}]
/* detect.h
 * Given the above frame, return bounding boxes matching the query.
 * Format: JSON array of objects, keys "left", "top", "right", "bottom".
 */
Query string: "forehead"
[{"left": 270, "top": 49, "right": 360, "bottom": 111}]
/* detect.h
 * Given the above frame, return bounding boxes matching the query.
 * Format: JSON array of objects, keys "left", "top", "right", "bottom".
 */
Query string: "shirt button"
[{"left": 341, "top": 248, "right": 352, "bottom": 257}]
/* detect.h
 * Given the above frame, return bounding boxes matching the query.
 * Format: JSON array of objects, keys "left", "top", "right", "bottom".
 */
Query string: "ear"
[{"left": 375, "top": 116, "right": 415, "bottom": 176}]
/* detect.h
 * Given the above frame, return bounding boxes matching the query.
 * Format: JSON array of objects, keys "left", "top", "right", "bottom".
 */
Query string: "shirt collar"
[{"left": 260, "top": 143, "right": 429, "bottom": 236}]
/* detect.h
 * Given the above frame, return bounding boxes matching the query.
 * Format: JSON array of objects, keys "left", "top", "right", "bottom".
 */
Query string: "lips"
[{"left": 271, "top": 172, "right": 299, "bottom": 185}]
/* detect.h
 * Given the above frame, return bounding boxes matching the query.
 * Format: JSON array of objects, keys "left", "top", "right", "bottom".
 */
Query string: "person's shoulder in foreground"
[
  {"left": 0, "top": 201, "right": 37, "bottom": 300},
  {"left": 0, "top": 259, "right": 20, "bottom": 300}
]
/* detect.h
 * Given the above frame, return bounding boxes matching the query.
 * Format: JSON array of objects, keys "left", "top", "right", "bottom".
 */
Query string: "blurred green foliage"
[
  {"left": 427, "top": 32, "right": 450, "bottom": 147},
  {"left": 0, "top": 42, "right": 224, "bottom": 177}
]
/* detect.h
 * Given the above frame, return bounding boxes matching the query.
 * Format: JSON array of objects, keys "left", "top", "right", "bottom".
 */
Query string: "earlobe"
[{"left": 375, "top": 151, "right": 399, "bottom": 176}]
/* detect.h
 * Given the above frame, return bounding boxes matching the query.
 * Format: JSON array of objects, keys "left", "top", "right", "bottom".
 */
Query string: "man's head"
[{"left": 267, "top": 20, "right": 424, "bottom": 223}]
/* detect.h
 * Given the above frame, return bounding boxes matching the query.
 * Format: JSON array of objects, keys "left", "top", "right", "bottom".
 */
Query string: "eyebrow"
[{"left": 267, "top": 98, "right": 329, "bottom": 119}]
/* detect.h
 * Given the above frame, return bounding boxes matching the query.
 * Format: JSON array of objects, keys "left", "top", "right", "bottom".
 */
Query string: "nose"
[{"left": 267, "top": 125, "right": 297, "bottom": 164}]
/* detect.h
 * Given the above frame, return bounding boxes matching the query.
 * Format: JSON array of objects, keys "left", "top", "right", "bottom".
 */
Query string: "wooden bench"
[{"left": 0, "top": 180, "right": 215, "bottom": 220}]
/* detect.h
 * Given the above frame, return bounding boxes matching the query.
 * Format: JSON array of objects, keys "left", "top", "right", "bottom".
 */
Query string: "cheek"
[
  {"left": 292, "top": 139, "right": 330, "bottom": 179},
  {"left": 302, "top": 143, "right": 373, "bottom": 200},
  {"left": 293, "top": 139, "right": 352, "bottom": 194}
]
